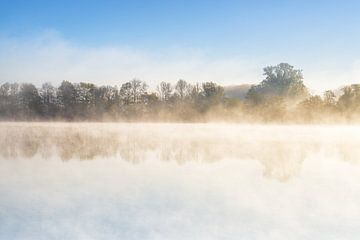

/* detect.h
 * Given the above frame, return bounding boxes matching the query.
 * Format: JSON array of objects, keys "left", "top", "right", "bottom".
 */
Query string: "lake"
[{"left": 1, "top": 123, "right": 360, "bottom": 239}]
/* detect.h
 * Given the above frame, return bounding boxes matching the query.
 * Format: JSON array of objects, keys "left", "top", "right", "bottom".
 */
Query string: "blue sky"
[{"left": 1, "top": 0, "right": 360, "bottom": 91}]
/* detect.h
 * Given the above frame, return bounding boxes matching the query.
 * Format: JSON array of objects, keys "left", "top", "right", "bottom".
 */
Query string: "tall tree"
[
  {"left": 76, "top": 82, "right": 97, "bottom": 117},
  {"left": 246, "top": 63, "right": 309, "bottom": 104},
  {"left": 40, "top": 82, "right": 57, "bottom": 117},
  {"left": 323, "top": 90, "right": 336, "bottom": 106},
  {"left": 120, "top": 79, "right": 147, "bottom": 104},
  {"left": 202, "top": 82, "right": 224, "bottom": 102},
  {"left": 120, "top": 82, "right": 132, "bottom": 105},
  {"left": 95, "top": 86, "right": 119, "bottom": 111},
  {"left": 57, "top": 80, "right": 77, "bottom": 118},
  {"left": 337, "top": 84, "right": 360, "bottom": 115},
  {"left": 157, "top": 82, "right": 173, "bottom": 102},
  {"left": 175, "top": 79, "right": 190, "bottom": 100},
  {"left": 19, "top": 83, "right": 42, "bottom": 117}
]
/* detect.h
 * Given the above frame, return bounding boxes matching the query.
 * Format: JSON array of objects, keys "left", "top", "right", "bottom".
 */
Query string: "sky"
[{"left": 1, "top": 0, "right": 360, "bottom": 92}]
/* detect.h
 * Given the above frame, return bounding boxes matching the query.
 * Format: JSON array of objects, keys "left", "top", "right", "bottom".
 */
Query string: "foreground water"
[{"left": 0, "top": 123, "right": 360, "bottom": 239}]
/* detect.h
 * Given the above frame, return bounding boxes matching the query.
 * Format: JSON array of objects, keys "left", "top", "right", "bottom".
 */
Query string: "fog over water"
[{"left": 1, "top": 123, "right": 360, "bottom": 239}]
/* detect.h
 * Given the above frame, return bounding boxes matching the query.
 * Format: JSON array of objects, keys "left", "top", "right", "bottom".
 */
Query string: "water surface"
[{"left": 1, "top": 123, "right": 360, "bottom": 239}]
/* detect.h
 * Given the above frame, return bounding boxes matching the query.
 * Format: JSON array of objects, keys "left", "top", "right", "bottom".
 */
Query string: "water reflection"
[
  {"left": 1, "top": 123, "right": 360, "bottom": 239},
  {"left": 1, "top": 123, "right": 359, "bottom": 181}
]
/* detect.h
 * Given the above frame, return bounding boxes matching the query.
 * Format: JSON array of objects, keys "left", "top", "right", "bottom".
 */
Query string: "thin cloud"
[
  {"left": 1, "top": 31, "right": 358, "bottom": 93},
  {"left": 305, "top": 61, "right": 360, "bottom": 92},
  {"left": 0, "top": 31, "right": 262, "bottom": 88}
]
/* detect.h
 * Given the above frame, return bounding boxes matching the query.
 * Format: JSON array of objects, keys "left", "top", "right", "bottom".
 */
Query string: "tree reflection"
[{"left": 0, "top": 124, "right": 358, "bottom": 181}]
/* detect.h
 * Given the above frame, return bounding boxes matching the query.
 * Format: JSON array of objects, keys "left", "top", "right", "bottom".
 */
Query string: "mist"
[
  {"left": 0, "top": 31, "right": 262, "bottom": 88},
  {"left": 3, "top": 0, "right": 360, "bottom": 239},
  {"left": 1, "top": 122, "right": 360, "bottom": 239}
]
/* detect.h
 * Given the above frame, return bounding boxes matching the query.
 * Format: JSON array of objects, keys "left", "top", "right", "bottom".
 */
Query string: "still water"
[{"left": 0, "top": 123, "right": 360, "bottom": 239}]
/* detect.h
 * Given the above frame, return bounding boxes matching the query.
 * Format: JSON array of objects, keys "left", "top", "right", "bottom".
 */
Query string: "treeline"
[
  {"left": 1, "top": 63, "right": 360, "bottom": 122},
  {"left": 0, "top": 78, "right": 224, "bottom": 121}
]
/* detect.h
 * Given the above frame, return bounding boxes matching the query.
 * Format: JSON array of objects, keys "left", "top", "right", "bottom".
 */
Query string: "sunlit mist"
[{"left": 1, "top": 123, "right": 360, "bottom": 239}]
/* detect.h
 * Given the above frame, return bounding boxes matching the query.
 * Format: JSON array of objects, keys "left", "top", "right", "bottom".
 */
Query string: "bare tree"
[
  {"left": 40, "top": 83, "right": 56, "bottom": 105},
  {"left": 175, "top": 79, "right": 190, "bottom": 100},
  {"left": 120, "top": 79, "right": 147, "bottom": 104},
  {"left": 157, "top": 82, "right": 173, "bottom": 102}
]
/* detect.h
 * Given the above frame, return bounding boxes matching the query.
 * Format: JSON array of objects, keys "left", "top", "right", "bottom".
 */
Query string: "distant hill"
[{"left": 224, "top": 84, "right": 252, "bottom": 100}]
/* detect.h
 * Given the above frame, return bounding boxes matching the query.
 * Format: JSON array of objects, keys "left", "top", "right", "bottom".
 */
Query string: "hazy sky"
[{"left": 1, "top": 0, "right": 360, "bottom": 92}]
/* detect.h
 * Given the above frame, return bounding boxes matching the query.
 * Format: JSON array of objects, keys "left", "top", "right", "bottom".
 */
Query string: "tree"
[
  {"left": 8, "top": 83, "right": 20, "bottom": 118},
  {"left": 337, "top": 84, "right": 360, "bottom": 116},
  {"left": 77, "top": 83, "right": 96, "bottom": 105},
  {"left": 57, "top": 80, "right": 77, "bottom": 118},
  {"left": 19, "top": 83, "right": 42, "bottom": 117},
  {"left": 0, "top": 83, "right": 10, "bottom": 98},
  {"left": 192, "top": 82, "right": 225, "bottom": 112},
  {"left": 120, "top": 79, "right": 147, "bottom": 105},
  {"left": 202, "top": 82, "right": 224, "bottom": 102},
  {"left": 76, "top": 82, "right": 97, "bottom": 117},
  {"left": 297, "top": 95, "right": 324, "bottom": 121},
  {"left": 40, "top": 82, "right": 57, "bottom": 117},
  {"left": 143, "top": 92, "right": 159, "bottom": 105},
  {"left": 94, "top": 85, "right": 120, "bottom": 113},
  {"left": 175, "top": 79, "right": 190, "bottom": 100},
  {"left": 189, "top": 83, "right": 202, "bottom": 100},
  {"left": 157, "top": 82, "right": 173, "bottom": 102},
  {"left": 120, "top": 82, "right": 132, "bottom": 105},
  {"left": 323, "top": 90, "right": 336, "bottom": 106},
  {"left": 246, "top": 63, "right": 309, "bottom": 104},
  {"left": 299, "top": 95, "right": 323, "bottom": 110},
  {"left": 0, "top": 83, "right": 11, "bottom": 117},
  {"left": 40, "top": 83, "right": 56, "bottom": 105}
]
